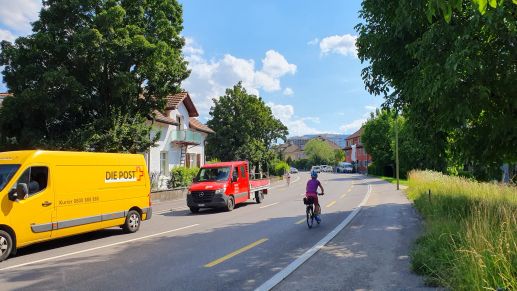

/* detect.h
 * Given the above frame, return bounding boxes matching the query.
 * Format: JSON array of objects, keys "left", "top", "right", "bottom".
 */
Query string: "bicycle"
[{"left": 303, "top": 192, "right": 324, "bottom": 229}]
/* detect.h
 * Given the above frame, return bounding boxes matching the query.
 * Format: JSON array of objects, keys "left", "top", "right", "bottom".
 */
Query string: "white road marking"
[
  {"left": 0, "top": 224, "right": 200, "bottom": 272},
  {"left": 259, "top": 202, "right": 279, "bottom": 209},
  {"left": 256, "top": 180, "right": 372, "bottom": 291}
]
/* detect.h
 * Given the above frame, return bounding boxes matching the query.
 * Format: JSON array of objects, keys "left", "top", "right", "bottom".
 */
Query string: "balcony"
[{"left": 170, "top": 129, "right": 203, "bottom": 145}]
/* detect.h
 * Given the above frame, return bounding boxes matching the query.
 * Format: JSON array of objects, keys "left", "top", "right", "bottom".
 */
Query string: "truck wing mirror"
[
  {"left": 232, "top": 176, "right": 238, "bottom": 183},
  {"left": 16, "top": 183, "right": 29, "bottom": 200}
]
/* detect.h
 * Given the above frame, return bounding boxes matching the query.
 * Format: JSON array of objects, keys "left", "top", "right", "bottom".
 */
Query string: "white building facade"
[{"left": 146, "top": 92, "right": 214, "bottom": 189}]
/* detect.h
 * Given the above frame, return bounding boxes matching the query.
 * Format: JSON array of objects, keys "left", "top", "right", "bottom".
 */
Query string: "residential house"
[
  {"left": 0, "top": 92, "right": 10, "bottom": 106},
  {"left": 147, "top": 92, "right": 214, "bottom": 188},
  {"left": 276, "top": 135, "right": 341, "bottom": 162},
  {"left": 344, "top": 127, "right": 372, "bottom": 173}
]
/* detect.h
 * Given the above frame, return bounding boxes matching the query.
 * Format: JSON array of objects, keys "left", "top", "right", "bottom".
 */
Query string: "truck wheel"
[
  {"left": 0, "top": 230, "right": 13, "bottom": 262},
  {"left": 189, "top": 207, "right": 199, "bottom": 214},
  {"left": 255, "top": 191, "right": 264, "bottom": 204},
  {"left": 226, "top": 196, "right": 235, "bottom": 212},
  {"left": 122, "top": 210, "right": 141, "bottom": 233}
]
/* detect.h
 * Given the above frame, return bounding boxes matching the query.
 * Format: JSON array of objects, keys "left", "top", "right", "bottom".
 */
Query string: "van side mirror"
[
  {"left": 16, "top": 183, "right": 29, "bottom": 200},
  {"left": 8, "top": 189, "right": 18, "bottom": 201}
]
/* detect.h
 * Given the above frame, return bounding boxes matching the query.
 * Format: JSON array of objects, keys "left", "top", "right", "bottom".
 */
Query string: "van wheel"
[
  {"left": 226, "top": 196, "right": 235, "bottom": 212},
  {"left": 123, "top": 210, "right": 141, "bottom": 233},
  {"left": 189, "top": 207, "right": 199, "bottom": 213},
  {"left": 255, "top": 191, "right": 264, "bottom": 204},
  {"left": 0, "top": 230, "right": 13, "bottom": 262}
]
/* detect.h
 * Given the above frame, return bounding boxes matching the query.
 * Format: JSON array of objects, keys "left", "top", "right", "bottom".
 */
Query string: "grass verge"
[
  {"left": 374, "top": 175, "right": 409, "bottom": 186},
  {"left": 407, "top": 170, "right": 517, "bottom": 290}
]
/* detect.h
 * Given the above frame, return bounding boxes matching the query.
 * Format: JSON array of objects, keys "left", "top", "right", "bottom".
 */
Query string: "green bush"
[
  {"left": 168, "top": 166, "right": 200, "bottom": 189},
  {"left": 270, "top": 160, "right": 290, "bottom": 176},
  {"left": 408, "top": 170, "right": 517, "bottom": 290}
]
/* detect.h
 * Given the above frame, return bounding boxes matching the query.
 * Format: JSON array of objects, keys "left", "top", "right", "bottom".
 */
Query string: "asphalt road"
[{"left": 0, "top": 172, "right": 369, "bottom": 290}]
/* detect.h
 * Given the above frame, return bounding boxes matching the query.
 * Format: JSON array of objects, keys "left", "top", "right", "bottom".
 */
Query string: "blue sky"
[{"left": 0, "top": 0, "right": 383, "bottom": 136}]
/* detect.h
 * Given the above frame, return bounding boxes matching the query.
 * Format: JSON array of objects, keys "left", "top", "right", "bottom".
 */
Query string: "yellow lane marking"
[
  {"left": 204, "top": 238, "right": 269, "bottom": 268},
  {"left": 347, "top": 188, "right": 352, "bottom": 192},
  {"left": 295, "top": 218, "right": 306, "bottom": 224},
  {"left": 326, "top": 201, "right": 336, "bottom": 208},
  {"left": 340, "top": 193, "right": 347, "bottom": 199}
]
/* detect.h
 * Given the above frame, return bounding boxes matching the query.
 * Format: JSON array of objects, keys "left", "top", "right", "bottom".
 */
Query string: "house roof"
[
  {"left": 152, "top": 110, "right": 178, "bottom": 125},
  {"left": 189, "top": 117, "right": 214, "bottom": 134},
  {"left": 165, "top": 92, "right": 199, "bottom": 117},
  {"left": 0, "top": 92, "right": 12, "bottom": 97},
  {"left": 346, "top": 127, "right": 364, "bottom": 140}
]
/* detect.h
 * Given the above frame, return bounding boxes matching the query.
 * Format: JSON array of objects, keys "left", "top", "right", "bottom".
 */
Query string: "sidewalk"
[{"left": 274, "top": 177, "right": 434, "bottom": 290}]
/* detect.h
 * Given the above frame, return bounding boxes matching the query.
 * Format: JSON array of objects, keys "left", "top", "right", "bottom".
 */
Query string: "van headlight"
[{"left": 214, "top": 188, "right": 225, "bottom": 194}]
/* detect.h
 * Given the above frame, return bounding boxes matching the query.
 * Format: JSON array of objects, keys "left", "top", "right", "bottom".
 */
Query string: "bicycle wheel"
[{"left": 306, "top": 205, "right": 314, "bottom": 229}]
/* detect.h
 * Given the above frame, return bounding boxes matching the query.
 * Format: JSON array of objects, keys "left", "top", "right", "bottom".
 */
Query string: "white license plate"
[{"left": 198, "top": 204, "right": 205, "bottom": 207}]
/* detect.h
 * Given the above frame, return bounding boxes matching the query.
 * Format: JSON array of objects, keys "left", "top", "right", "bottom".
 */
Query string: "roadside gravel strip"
[{"left": 256, "top": 178, "right": 372, "bottom": 291}]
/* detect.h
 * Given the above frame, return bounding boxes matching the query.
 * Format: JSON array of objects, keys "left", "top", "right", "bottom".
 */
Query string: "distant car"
[
  {"left": 320, "top": 165, "right": 332, "bottom": 172},
  {"left": 311, "top": 166, "right": 321, "bottom": 173},
  {"left": 290, "top": 167, "right": 298, "bottom": 173},
  {"left": 337, "top": 162, "right": 353, "bottom": 173}
]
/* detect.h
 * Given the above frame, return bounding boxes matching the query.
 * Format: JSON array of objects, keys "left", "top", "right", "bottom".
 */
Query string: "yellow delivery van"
[{"left": 0, "top": 150, "right": 151, "bottom": 261}]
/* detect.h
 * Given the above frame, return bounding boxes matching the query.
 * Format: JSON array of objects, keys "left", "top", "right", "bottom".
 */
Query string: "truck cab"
[{"left": 186, "top": 161, "right": 270, "bottom": 213}]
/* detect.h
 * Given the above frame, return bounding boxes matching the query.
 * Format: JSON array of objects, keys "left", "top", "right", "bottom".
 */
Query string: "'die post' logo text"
[{"left": 105, "top": 167, "right": 144, "bottom": 183}]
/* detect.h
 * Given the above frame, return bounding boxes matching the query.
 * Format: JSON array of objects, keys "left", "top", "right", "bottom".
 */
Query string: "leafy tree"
[
  {"left": 206, "top": 82, "right": 288, "bottom": 168},
  {"left": 304, "top": 139, "right": 335, "bottom": 165},
  {"left": 362, "top": 109, "right": 395, "bottom": 171},
  {"left": 0, "top": 0, "right": 189, "bottom": 152},
  {"left": 356, "top": 0, "right": 516, "bottom": 180},
  {"left": 334, "top": 148, "right": 345, "bottom": 164},
  {"left": 427, "top": 0, "right": 517, "bottom": 23}
]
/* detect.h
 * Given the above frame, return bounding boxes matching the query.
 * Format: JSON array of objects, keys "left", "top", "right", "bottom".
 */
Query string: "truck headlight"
[{"left": 214, "top": 188, "right": 225, "bottom": 194}]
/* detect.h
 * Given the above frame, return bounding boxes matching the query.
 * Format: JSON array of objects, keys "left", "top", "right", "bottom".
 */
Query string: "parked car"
[
  {"left": 320, "top": 165, "right": 333, "bottom": 172},
  {"left": 290, "top": 167, "right": 298, "bottom": 173},
  {"left": 310, "top": 166, "right": 321, "bottom": 173},
  {"left": 187, "top": 161, "right": 270, "bottom": 213},
  {"left": 336, "top": 162, "right": 353, "bottom": 173}
]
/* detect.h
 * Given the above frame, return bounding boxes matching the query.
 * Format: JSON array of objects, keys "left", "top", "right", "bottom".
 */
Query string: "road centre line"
[
  {"left": 295, "top": 218, "right": 306, "bottom": 224},
  {"left": 256, "top": 181, "right": 372, "bottom": 291},
  {"left": 204, "top": 238, "right": 268, "bottom": 268},
  {"left": 340, "top": 193, "right": 347, "bottom": 199},
  {"left": 260, "top": 202, "right": 279, "bottom": 209},
  {"left": 0, "top": 224, "right": 200, "bottom": 272},
  {"left": 347, "top": 188, "right": 352, "bottom": 192},
  {"left": 326, "top": 201, "right": 336, "bottom": 208}
]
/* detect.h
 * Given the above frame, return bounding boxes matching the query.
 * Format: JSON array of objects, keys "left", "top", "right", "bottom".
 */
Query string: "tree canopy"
[
  {"left": 206, "top": 82, "right": 288, "bottom": 167},
  {"left": 0, "top": 0, "right": 189, "bottom": 152},
  {"left": 304, "top": 139, "right": 336, "bottom": 166},
  {"left": 356, "top": 0, "right": 516, "bottom": 179}
]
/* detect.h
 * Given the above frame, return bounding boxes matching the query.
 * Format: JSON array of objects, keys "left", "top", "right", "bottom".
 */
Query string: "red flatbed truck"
[{"left": 186, "top": 161, "right": 270, "bottom": 213}]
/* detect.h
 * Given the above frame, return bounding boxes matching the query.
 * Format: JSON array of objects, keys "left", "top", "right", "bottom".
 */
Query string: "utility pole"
[{"left": 395, "top": 115, "right": 400, "bottom": 190}]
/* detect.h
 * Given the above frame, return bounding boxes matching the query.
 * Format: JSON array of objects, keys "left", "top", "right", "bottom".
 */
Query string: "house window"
[
  {"left": 177, "top": 115, "right": 183, "bottom": 130},
  {"left": 160, "top": 152, "right": 168, "bottom": 175},
  {"left": 197, "top": 154, "right": 201, "bottom": 167}
]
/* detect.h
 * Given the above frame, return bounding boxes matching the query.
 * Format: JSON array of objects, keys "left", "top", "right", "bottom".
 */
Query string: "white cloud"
[
  {"left": 261, "top": 50, "right": 297, "bottom": 78},
  {"left": 182, "top": 38, "right": 297, "bottom": 116},
  {"left": 319, "top": 34, "right": 357, "bottom": 57},
  {"left": 307, "top": 38, "right": 319, "bottom": 45},
  {"left": 267, "top": 102, "right": 321, "bottom": 137},
  {"left": 283, "top": 87, "right": 294, "bottom": 96},
  {"left": 0, "top": 29, "right": 16, "bottom": 42},
  {"left": 0, "top": 0, "right": 41, "bottom": 34},
  {"left": 339, "top": 105, "right": 377, "bottom": 133}
]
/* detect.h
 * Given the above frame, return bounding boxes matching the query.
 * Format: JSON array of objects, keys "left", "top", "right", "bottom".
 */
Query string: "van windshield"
[
  {"left": 196, "top": 167, "right": 231, "bottom": 182},
  {"left": 0, "top": 164, "right": 20, "bottom": 191}
]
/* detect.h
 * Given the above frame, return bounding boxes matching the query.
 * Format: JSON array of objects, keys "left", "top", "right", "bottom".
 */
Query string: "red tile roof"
[
  {"left": 346, "top": 127, "right": 364, "bottom": 140},
  {"left": 0, "top": 92, "right": 12, "bottom": 97},
  {"left": 189, "top": 117, "right": 214, "bottom": 134},
  {"left": 152, "top": 110, "right": 178, "bottom": 125},
  {"left": 165, "top": 92, "right": 199, "bottom": 117}
]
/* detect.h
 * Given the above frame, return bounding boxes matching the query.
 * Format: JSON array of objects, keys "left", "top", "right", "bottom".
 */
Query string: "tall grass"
[{"left": 407, "top": 170, "right": 517, "bottom": 290}]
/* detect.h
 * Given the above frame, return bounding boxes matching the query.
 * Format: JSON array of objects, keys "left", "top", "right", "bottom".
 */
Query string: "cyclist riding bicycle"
[{"left": 306, "top": 170, "right": 324, "bottom": 223}]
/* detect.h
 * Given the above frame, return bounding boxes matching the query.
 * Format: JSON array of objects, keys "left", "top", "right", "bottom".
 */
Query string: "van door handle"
[{"left": 42, "top": 201, "right": 52, "bottom": 207}]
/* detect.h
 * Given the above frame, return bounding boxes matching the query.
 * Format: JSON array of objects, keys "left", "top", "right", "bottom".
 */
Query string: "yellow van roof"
[
  {"left": 0, "top": 150, "right": 37, "bottom": 165},
  {"left": 0, "top": 150, "right": 145, "bottom": 166}
]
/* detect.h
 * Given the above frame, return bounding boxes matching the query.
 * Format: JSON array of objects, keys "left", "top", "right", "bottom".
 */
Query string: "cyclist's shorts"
[{"left": 305, "top": 194, "right": 319, "bottom": 206}]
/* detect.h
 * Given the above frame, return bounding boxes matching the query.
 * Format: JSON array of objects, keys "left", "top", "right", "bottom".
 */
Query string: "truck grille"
[{"left": 191, "top": 191, "right": 215, "bottom": 203}]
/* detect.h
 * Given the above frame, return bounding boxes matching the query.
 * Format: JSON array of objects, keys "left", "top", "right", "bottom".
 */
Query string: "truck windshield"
[
  {"left": 196, "top": 167, "right": 231, "bottom": 182},
  {"left": 0, "top": 164, "right": 20, "bottom": 191}
]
